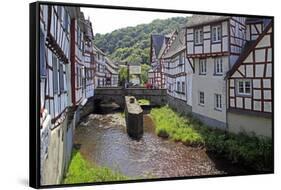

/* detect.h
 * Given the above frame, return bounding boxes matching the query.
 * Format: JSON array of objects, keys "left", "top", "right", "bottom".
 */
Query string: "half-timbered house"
[
  {"left": 226, "top": 19, "right": 273, "bottom": 137},
  {"left": 41, "top": 5, "right": 71, "bottom": 129},
  {"left": 105, "top": 57, "right": 119, "bottom": 87},
  {"left": 149, "top": 34, "right": 171, "bottom": 88},
  {"left": 93, "top": 45, "right": 106, "bottom": 87},
  {"left": 69, "top": 8, "right": 86, "bottom": 106},
  {"left": 163, "top": 29, "right": 193, "bottom": 110},
  {"left": 186, "top": 15, "right": 247, "bottom": 129},
  {"left": 40, "top": 4, "right": 72, "bottom": 184},
  {"left": 83, "top": 19, "right": 95, "bottom": 99}
]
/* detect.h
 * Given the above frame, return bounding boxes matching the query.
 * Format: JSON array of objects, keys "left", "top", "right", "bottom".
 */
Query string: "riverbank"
[
  {"left": 63, "top": 148, "right": 128, "bottom": 184},
  {"left": 150, "top": 106, "right": 273, "bottom": 171},
  {"left": 66, "top": 112, "right": 254, "bottom": 181}
]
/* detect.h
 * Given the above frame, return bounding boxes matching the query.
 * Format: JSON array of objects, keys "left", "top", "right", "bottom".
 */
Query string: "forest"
[{"left": 94, "top": 16, "right": 189, "bottom": 65}]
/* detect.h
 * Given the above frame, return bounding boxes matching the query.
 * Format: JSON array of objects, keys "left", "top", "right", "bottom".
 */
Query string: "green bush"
[{"left": 150, "top": 105, "right": 273, "bottom": 171}]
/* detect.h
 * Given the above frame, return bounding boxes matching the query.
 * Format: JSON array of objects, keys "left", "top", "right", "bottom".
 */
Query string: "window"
[
  {"left": 52, "top": 55, "right": 58, "bottom": 94},
  {"left": 182, "top": 53, "right": 185, "bottom": 64},
  {"left": 214, "top": 57, "right": 223, "bottom": 75},
  {"left": 77, "top": 28, "right": 80, "bottom": 46},
  {"left": 212, "top": 25, "right": 222, "bottom": 42},
  {"left": 199, "top": 91, "right": 204, "bottom": 105},
  {"left": 215, "top": 94, "right": 222, "bottom": 110},
  {"left": 179, "top": 54, "right": 184, "bottom": 65},
  {"left": 76, "top": 67, "right": 79, "bottom": 87},
  {"left": 199, "top": 59, "right": 206, "bottom": 75},
  {"left": 79, "top": 68, "right": 83, "bottom": 87},
  {"left": 63, "top": 11, "right": 69, "bottom": 33},
  {"left": 237, "top": 80, "right": 252, "bottom": 96},
  {"left": 195, "top": 28, "right": 203, "bottom": 44},
  {"left": 59, "top": 62, "right": 64, "bottom": 93},
  {"left": 177, "top": 81, "right": 180, "bottom": 92},
  {"left": 182, "top": 82, "right": 185, "bottom": 94}
]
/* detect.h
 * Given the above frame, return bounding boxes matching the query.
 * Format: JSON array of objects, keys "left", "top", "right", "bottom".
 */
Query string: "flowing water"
[{"left": 74, "top": 112, "right": 251, "bottom": 179}]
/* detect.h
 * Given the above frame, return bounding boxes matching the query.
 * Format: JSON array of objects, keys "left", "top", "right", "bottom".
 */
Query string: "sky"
[{"left": 81, "top": 7, "right": 191, "bottom": 35}]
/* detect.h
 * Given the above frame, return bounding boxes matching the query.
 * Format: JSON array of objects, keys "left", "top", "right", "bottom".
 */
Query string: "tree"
[
  {"left": 140, "top": 64, "right": 151, "bottom": 84},
  {"left": 118, "top": 66, "right": 128, "bottom": 86},
  {"left": 94, "top": 16, "right": 189, "bottom": 65}
]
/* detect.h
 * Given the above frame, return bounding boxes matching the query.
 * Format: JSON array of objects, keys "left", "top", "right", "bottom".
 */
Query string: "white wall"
[{"left": 192, "top": 56, "right": 229, "bottom": 124}]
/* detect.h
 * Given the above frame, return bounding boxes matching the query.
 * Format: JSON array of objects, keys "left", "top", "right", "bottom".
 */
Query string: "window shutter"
[
  {"left": 40, "top": 30, "right": 47, "bottom": 77},
  {"left": 59, "top": 63, "right": 64, "bottom": 93}
]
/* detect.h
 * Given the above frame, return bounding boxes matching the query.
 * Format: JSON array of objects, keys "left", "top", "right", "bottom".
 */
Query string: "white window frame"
[
  {"left": 199, "top": 91, "right": 205, "bottom": 105},
  {"left": 199, "top": 59, "right": 207, "bottom": 75},
  {"left": 195, "top": 28, "right": 203, "bottom": 44},
  {"left": 214, "top": 94, "right": 222, "bottom": 110},
  {"left": 214, "top": 57, "right": 223, "bottom": 75},
  {"left": 236, "top": 79, "right": 252, "bottom": 96},
  {"left": 212, "top": 25, "right": 222, "bottom": 42}
]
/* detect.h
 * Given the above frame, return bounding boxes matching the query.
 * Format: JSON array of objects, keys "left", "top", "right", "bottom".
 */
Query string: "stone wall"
[
  {"left": 41, "top": 114, "right": 70, "bottom": 185},
  {"left": 166, "top": 94, "right": 192, "bottom": 116},
  {"left": 80, "top": 97, "right": 95, "bottom": 119},
  {"left": 227, "top": 111, "right": 272, "bottom": 137},
  {"left": 94, "top": 87, "right": 167, "bottom": 107},
  {"left": 167, "top": 94, "right": 227, "bottom": 129},
  {"left": 41, "top": 104, "right": 88, "bottom": 185},
  {"left": 192, "top": 112, "right": 227, "bottom": 129}
]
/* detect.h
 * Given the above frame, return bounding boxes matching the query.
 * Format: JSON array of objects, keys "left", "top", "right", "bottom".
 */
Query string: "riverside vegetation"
[
  {"left": 63, "top": 149, "right": 128, "bottom": 184},
  {"left": 150, "top": 106, "right": 273, "bottom": 171}
]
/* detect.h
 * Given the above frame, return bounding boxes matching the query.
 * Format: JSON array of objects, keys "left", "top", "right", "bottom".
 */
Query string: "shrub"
[{"left": 150, "top": 105, "right": 273, "bottom": 171}]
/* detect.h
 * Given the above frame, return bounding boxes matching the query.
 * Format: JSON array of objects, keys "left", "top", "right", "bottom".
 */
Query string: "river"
[{"left": 74, "top": 112, "right": 251, "bottom": 179}]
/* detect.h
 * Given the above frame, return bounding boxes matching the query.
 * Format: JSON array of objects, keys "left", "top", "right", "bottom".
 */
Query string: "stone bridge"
[{"left": 93, "top": 87, "right": 167, "bottom": 108}]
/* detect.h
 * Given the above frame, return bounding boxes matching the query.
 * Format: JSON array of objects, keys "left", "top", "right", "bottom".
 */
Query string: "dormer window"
[
  {"left": 195, "top": 28, "right": 203, "bottom": 44},
  {"left": 212, "top": 25, "right": 222, "bottom": 42}
]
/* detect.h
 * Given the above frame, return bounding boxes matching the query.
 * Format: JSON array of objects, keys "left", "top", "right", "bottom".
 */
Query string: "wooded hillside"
[{"left": 94, "top": 17, "right": 189, "bottom": 65}]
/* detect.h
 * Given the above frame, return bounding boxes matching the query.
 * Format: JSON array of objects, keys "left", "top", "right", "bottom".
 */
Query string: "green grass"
[
  {"left": 63, "top": 149, "right": 128, "bottom": 184},
  {"left": 137, "top": 99, "right": 150, "bottom": 106},
  {"left": 150, "top": 105, "right": 273, "bottom": 171}
]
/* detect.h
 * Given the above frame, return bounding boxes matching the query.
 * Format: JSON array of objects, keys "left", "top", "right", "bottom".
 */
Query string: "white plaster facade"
[{"left": 192, "top": 56, "right": 229, "bottom": 125}]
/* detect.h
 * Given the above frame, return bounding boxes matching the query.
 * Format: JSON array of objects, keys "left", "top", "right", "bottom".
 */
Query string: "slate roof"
[
  {"left": 186, "top": 15, "right": 230, "bottom": 27},
  {"left": 158, "top": 41, "right": 167, "bottom": 59},
  {"left": 158, "top": 32, "right": 176, "bottom": 58},
  {"left": 163, "top": 29, "right": 186, "bottom": 59},
  {"left": 246, "top": 17, "right": 272, "bottom": 29},
  {"left": 84, "top": 19, "right": 94, "bottom": 40},
  {"left": 151, "top": 35, "right": 166, "bottom": 58}
]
